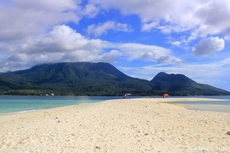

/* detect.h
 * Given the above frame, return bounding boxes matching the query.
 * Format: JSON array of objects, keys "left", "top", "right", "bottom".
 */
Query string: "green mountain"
[
  {"left": 0, "top": 62, "right": 153, "bottom": 96},
  {"left": 0, "top": 62, "right": 229, "bottom": 96},
  {"left": 150, "top": 72, "right": 229, "bottom": 96}
]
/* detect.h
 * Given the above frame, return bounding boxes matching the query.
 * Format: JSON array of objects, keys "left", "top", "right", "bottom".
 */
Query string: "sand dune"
[{"left": 0, "top": 98, "right": 229, "bottom": 153}]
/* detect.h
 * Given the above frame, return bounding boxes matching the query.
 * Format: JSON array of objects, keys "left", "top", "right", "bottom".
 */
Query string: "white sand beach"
[{"left": 0, "top": 98, "right": 229, "bottom": 153}]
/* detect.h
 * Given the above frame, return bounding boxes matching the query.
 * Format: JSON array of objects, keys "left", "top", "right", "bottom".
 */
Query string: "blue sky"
[{"left": 0, "top": 0, "right": 230, "bottom": 91}]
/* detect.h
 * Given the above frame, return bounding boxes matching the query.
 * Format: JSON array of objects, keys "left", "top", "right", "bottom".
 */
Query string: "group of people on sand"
[{"left": 123, "top": 93, "right": 169, "bottom": 99}]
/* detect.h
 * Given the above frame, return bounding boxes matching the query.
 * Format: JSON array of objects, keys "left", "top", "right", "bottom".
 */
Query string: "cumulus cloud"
[
  {"left": 90, "top": 0, "right": 199, "bottom": 31},
  {"left": 192, "top": 37, "right": 225, "bottom": 56},
  {"left": 115, "top": 43, "right": 182, "bottom": 64},
  {"left": 83, "top": 4, "right": 99, "bottom": 18},
  {"left": 117, "top": 43, "right": 170, "bottom": 61},
  {"left": 0, "top": 24, "right": 180, "bottom": 72},
  {"left": 171, "top": 41, "right": 182, "bottom": 47},
  {"left": 141, "top": 52, "right": 155, "bottom": 60},
  {"left": 90, "top": 0, "right": 230, "bottom": 42},
  {"left": 141, "top": 22, "right": 158, "bottom": 32},
  {"left": 19, "top": 25, "right": 111, "bottom": 54},
  {"left": 0, "top": 25, "right": 117, "bottom": 71},
  {"left": 0, "top": 0, "right": 81, "bottom": 42},
  {"left": 87, "top": 21, "right": 132, "bottom": 37},
  {"left": 61, "top": 49, "right": 121, "bottom": 63},
  {"left": 194, "top": 1, "right": 230, "bottom": 38}
]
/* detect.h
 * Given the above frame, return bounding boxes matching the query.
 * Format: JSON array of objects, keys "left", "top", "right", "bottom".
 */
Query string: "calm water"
[
  {"left": 0, "top": 96, "right": 123, "bottom": 115},
  {"left": 171, "top": 96, "right": 230, "bottom": 113},
  {"left": 0, "top": 96, "right": 230, "bottom": 115}
]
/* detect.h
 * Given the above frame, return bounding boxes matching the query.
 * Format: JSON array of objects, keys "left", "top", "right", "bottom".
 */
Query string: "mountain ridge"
[
  {"left": 0, "top": 62, "right": 229, "bottom": 96},
  {"left": 150, "top": 72, "right": 228, "bottom": 95}
]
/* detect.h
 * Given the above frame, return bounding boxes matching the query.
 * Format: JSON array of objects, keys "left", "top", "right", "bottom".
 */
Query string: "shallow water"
[
  {"left": 0, "top": 96, "right": 123, "bottom": 114},
  {"left": 171, "top": 96, "right": 230, "bottom": 113}
]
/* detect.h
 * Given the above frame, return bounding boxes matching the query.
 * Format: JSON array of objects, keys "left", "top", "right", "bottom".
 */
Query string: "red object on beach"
[{"left": 163, "top": 93, "right": 169, "bottom": 98}]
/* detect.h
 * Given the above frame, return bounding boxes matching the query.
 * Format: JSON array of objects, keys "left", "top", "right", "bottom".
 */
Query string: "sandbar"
[{"left": 0, "top": 98, "right": 229, "bottom": 153}]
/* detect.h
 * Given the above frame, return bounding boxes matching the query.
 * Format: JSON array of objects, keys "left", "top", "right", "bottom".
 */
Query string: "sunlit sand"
[{"left": 0, "top": 98, "right": 229, "bottom": 152}]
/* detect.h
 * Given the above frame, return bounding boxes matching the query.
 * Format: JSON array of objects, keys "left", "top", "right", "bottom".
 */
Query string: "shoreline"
[
  {"left": 1, "top": 96, "right": 227, "bottom": 116},
  {"left": 0, "top": 98, "right": 229, "bottom": 152},
  {"left": 1, "top": 97, "right": 228, "bottom": 116}
]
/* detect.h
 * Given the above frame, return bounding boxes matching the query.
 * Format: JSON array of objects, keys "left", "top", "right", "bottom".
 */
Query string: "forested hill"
[
  {"left": 150, "top": 72, "right": 229, "bottom": 96},
  {"left": 0, "top": 62, "right": 229, "bottom": 96}
]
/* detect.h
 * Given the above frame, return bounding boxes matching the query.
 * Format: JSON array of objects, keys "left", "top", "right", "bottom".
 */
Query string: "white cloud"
[
  {"left": 19, "top": 25, "right": 111, "bottom": 54},
  {"left": 0, "top": 24, "right": 179, "bottom": 72},
  {"left": 157, "top": 56, "right": 183, "bottom": 64},
  {"left": 117, "top": 43, "right": 169, "bottom": 61},
  {"left": 83, "top": 4, "right": 99, "bottom": 18},
  {"left": 0, "top": 0, "right": 80, "bottom": 42},
  {"left": 171, "top": 41, "right": 182, "bottom": 47},
  {"left": 61, "top": 49, "right": 121, "bottom": 63},
  {"left": 87, "top": 21, "right": 132, "bottom": 37},
  {"left": 116, "top": 43, "right": 182, "bottom": 64},
  {"left": 0, "top": 25, "right": 114, "bottom": 71},
  {"left": 90, "top": 0, "right": 199, "bottom": 30},
  {"left": 141, "top": 22, "right": 158, "bottom": 32},
  {"left": 194, "top": 1, "right": 230, "bottom": 38},
  {"left": 41, "top": 26, "right": 178, "bottom": 64},
  {"left": 192, "top": 37, "right": 225, "bottom": 56},
  {"left": 90, "top": 0, "right": 230, "bottom": 43},
  {"left": 141, "top": 52, "right": 155, "bottom": 60}
]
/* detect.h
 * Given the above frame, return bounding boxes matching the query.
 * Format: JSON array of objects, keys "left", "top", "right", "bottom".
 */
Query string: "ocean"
[
  {"left": 0, "top": 96, "right": 122, "bottom": 115},
  {"left": 0, "top": 96, "right": 229, "bottom": 115}
]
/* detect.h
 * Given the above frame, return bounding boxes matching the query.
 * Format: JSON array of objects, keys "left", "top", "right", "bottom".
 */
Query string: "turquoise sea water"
[
  {"left": 0, "top": 96, "right": 230, "bottom": 115},
  {"left": 0, "top": 96, "right": 123, "bottom": 115}
]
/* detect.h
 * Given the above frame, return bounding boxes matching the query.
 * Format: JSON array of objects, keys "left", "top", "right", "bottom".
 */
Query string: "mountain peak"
[
  {"left": 152, "top": 72, "right": 195, "bottom": 83},
  {"left": 151, "top": 72, "right": 196, "bottom": 91},
  {"left": 13, "top": 62, "right": 131, "bottom": 84}
]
